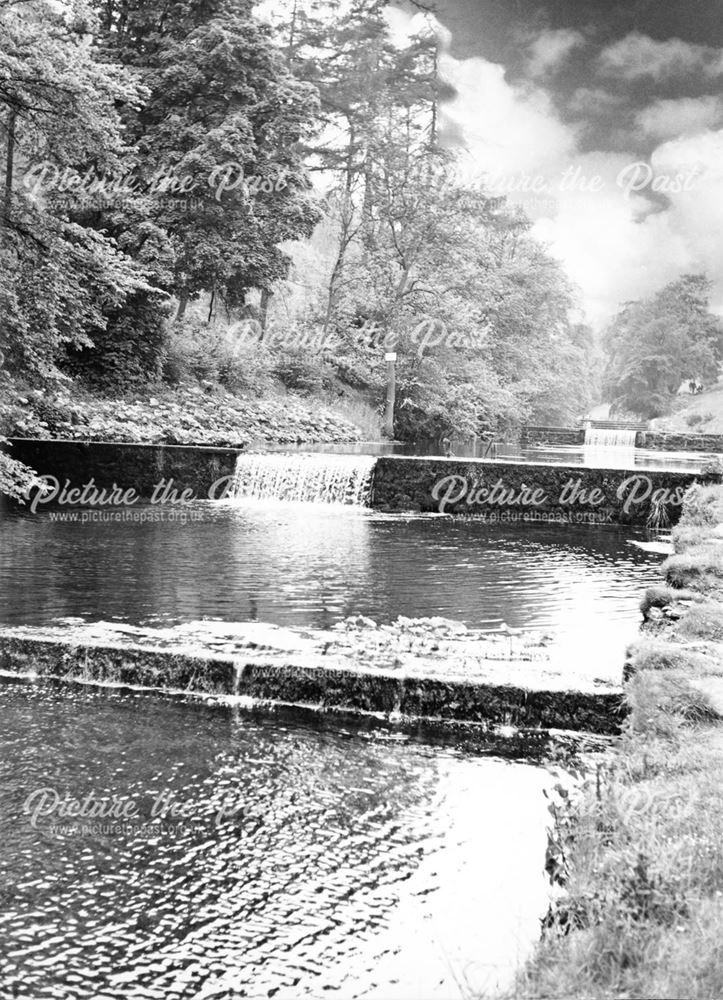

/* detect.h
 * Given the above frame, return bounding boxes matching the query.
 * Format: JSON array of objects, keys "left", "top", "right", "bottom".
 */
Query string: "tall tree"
[{"left": 95, "top": 0, "right": 323, "bottom": 321}]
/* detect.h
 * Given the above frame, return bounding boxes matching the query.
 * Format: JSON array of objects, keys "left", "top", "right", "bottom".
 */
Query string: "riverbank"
[
  {"left": 0, "top": 382, "right": 362, "bottom": 449},
  {"left": 516, "top": 483, "right": 723, "bottom": 999}
]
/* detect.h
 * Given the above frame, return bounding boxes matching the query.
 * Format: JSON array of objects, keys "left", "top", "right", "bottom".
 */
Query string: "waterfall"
[
  {"left": 230, "top": 453, "right": 377, "bottom": 506},
  {"left": 584, "top": 428, "right": 637, "bottom": 448}
]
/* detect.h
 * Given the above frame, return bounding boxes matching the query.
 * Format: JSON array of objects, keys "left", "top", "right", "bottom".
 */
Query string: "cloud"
[
  {"left": 597, "top": 32, "right": 723, "bottom": 81},
  {"left": 439, "top": 54, "right": 576, "bottom": 176},
  {"left": 526, "top": 28, "right": 586, "bottom": 78},
  {"left": 635, "top": 96, "right": 723, "bottom": 140},
  {"left": 436, "top": 39, "right": 723, "bottom": 326},
  {"left": 567, "top": 87, "right": 628, "bottom": 118}
]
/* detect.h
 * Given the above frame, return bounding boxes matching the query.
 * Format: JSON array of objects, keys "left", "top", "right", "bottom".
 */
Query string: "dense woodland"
[{"left": 1, "top": 0, "right": 721, "bottom": 497}]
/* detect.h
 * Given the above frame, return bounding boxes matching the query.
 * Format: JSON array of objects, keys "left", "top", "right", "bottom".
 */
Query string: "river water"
[
  {"left": 1, "top": 503, "right": 662, "bottom": 681},
  {"left": 0, "top": 503, "right": 663, "bottom": 997},
  {"left": 0, "top": 682, "right": 552, "bottom": 1000}
]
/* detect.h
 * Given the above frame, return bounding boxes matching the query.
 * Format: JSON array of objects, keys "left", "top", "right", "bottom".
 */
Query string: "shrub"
[
  {"left": 273, "top": 352, "right": 334, "bottom": 394},
  {"left": 161, "top": 320, "right": 277, "bottom": 395},
  {"left": 65, "top": 291, "right": 171, "bottom": 390},
  {"left": 0, "top": 437, "right": 46, "bottom": 501},
  {"left": 680, "top": 483, "right": 723, "bottom": 526}
]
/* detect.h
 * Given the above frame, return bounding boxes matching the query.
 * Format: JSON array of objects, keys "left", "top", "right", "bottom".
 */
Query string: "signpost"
[{"left": 383, "top": 352, "right": 396, "bottom": 438}]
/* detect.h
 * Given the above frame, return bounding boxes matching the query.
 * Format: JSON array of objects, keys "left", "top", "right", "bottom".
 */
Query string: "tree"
[
  {"left": 0, "top": 0, "right": 152, "bottom": 383},
  {"left": 603, "top": 275, "right": 723, "bottom": 419},
  {"left": 96, "top": 0, "right": 323, "bottom": 320}
]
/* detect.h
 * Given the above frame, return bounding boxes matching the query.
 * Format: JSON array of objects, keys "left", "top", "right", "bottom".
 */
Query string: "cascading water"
[
  {"left": 584, "top": 428, "right": 637, "bottom": 448},
  {"left": 230, "top": 453, "right": 377, "bottom": 506}
]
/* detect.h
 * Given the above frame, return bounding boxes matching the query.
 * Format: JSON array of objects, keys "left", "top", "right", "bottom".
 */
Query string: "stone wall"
[
  {"left": 4, "top": 438, "right": 703, "bottom": 526},
  {"left": 371, "top": 456, "right": 698, "bottom": 525},
  {"left": 519, "top": 426, "right": 585, "bottom": 447},
  {"left": 636, "top": 431, "right": 723, "bottom": 453},
  {"left": 4, "top": 438, "right": 242, "bottom": 501}
]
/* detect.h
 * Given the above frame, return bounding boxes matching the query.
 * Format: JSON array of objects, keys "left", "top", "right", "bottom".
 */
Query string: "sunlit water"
[
  {"left": 0, "top": 683, "right": 551, "bottom": 1000},
  {"left": 1, "top": 504, "right": 662, "bottom": 681}
]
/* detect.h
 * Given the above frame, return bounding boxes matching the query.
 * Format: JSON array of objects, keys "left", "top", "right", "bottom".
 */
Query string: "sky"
[{"left": 390, "top": 0, "right": 723, "bottom": 327}]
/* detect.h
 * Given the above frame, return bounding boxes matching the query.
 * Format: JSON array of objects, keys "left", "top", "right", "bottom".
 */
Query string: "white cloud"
[
  {"left": 437, "top": 40, "right": 723, "bottom": 326},
  {"left": 597, "top": 32, "right": 723, "bottom": 81},
  {"left": 636, "top": 96, "right": 723, "bottom": 140},
  {"left": 526, "top": 28, "right": 586, "bottom": 78},
  {"left": 439, "top": 55, "right": 576, "bottom": 176}
]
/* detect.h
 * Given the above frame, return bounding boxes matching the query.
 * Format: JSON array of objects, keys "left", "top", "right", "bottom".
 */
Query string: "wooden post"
[{"left": 383, "top": 352, "right": 396, "bottom": 438}]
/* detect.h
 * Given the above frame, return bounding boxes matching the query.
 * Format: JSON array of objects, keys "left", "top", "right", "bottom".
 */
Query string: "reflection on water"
[
  {"left": 0, "top": 683, "right": 551, "bottom": 999},
  {"left": 0, "top": 504, "right": 660, "bottom": 680}
]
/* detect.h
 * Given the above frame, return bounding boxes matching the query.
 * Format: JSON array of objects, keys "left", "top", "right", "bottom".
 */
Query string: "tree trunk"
[
  {"left": 259, "top": 288, "right": 271, "bottom": 338},
  {"left": 174, "top": 289, "right": 189, "bottom": 323},
  {"left": 3, "top": 108, "right": 17, "bottom": 229}
]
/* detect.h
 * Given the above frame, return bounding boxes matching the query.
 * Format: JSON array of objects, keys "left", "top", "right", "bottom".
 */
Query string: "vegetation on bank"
[
  {"left": 650, "top": 379, "right": 723, "bottom": 436},
  {"left": 1, "top": 382, "right": 362, "bottom": 449},
  {"left": 515, "top": 484, "right": 723, "bottom": 1000},
  {"left": 603, "top": 276, "right": 723, "bottom": 421}
]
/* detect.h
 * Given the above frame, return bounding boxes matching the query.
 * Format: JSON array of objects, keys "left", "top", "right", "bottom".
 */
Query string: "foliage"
[
  {"left": 97, "top": 0, "right": 322, "bottom": 314},
  {"left": 603, "top": 275, "right": 723, "bottom": 420},
  {"left": 0, "top": 0, "right": 151, "bottom": 383}
]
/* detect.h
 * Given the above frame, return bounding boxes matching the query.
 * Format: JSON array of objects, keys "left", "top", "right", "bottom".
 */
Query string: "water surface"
[{"left": 0, "top": 682, "right": 550, "bottom": 999}]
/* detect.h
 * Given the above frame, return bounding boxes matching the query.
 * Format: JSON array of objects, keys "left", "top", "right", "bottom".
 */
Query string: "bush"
[
  {"left": 64, "top": 290, "right": 171, "bottom": 390},
  {"left": 0, "top": 439, "right": 45, "bottom": 501},
  {"left": 162, "top": 320, "right": 277, "bottom": 395},
  {"left": 272, "top": 352, "right": 334, "bottom": 395},
  {"left": 680, "top": 483, "right": 723, "bottom": 526}
]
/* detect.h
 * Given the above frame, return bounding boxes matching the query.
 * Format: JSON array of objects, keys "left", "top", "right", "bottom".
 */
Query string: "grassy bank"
[
  {"left": 652, "top": 379, "right": 723, "bottom": 435},
  {"left": 515, "top": 484, "right": 723, "bottom": 1000}
]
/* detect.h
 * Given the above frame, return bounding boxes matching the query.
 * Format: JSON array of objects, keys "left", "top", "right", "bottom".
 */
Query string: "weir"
[
  {"left": 584, "top": 427, "right": 637, "bottom": 448},
  {"left": 231, "top": 452, "right": 377, "bottom": 505}
]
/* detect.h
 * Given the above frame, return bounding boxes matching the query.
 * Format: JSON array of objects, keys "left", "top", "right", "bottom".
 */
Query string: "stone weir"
[
  {"left": 371, "top": 456, "right": 697, "bottom": 526},
  {"left": 4, "top": 439, "right": 700, "bottom": 524},
  {"left": 0, "top": 618, "right": 624, "bottom": 735},
  {"left": 6, "top": 438, "right": 242, "bottom": 499}
]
